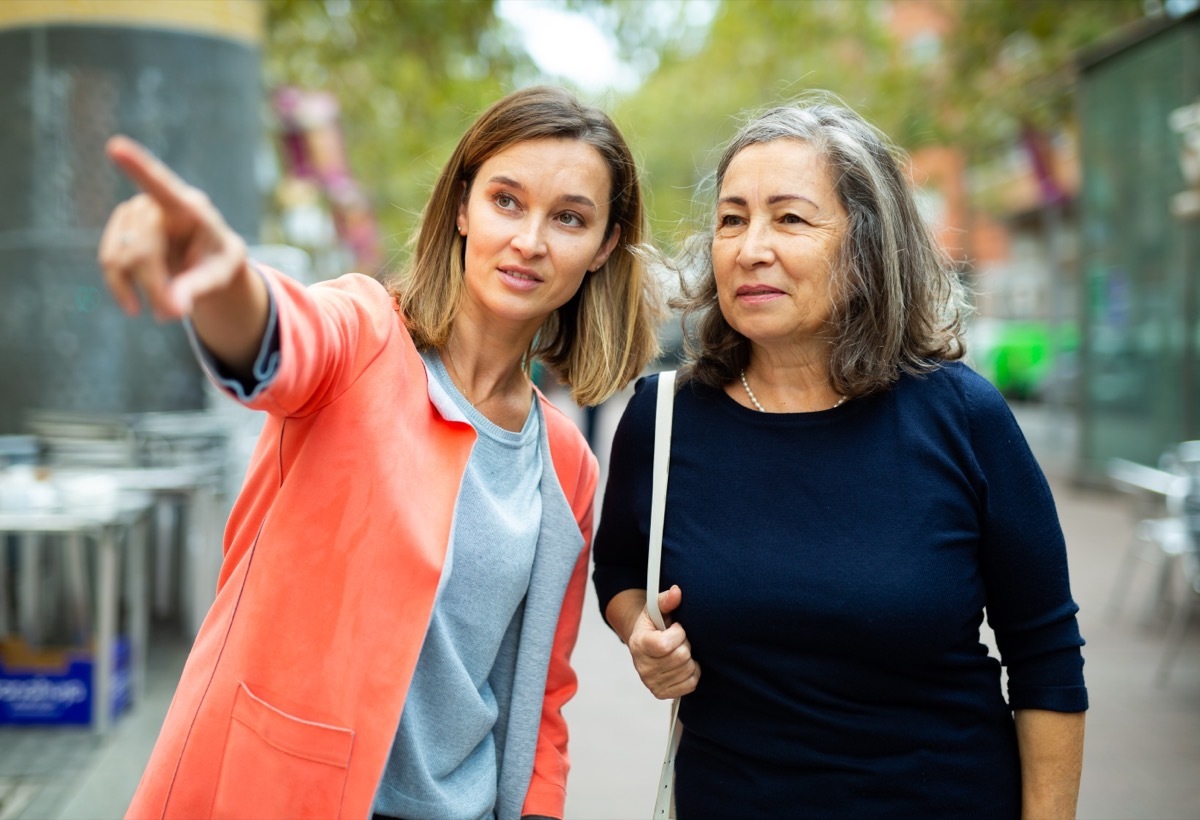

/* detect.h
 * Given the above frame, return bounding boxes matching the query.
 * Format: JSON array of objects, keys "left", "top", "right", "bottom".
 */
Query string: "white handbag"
[{"left": 646, "top": 370, "right": 682, "bottom": 820}]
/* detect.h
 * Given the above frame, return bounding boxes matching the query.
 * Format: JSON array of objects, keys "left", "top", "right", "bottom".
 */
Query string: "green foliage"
[
  {"left": 263, "top": 0, "right": 535, "bottom": 270},
  {"left": 609, "top": 0, "right": 1147, "bottom": 245},
  {"left": 942, "top": 0, "right": 1146, "bottom": 152},
  {"left": 611, "top": 0, "right": 935, "bottom": 246},
  {"left": 261, "top": 0, "right": 1148, "bottom": 261}
]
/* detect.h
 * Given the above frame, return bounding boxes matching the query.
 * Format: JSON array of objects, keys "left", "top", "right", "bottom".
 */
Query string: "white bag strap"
[
  {"left": 646, "top": 368, "right": 675, "bottom": 630},
  {"left": 654, "top": 698, "right": 682, "bottom": 819},
  {"left": 647, "top": 370, "right": 681, "bottom": 820}
]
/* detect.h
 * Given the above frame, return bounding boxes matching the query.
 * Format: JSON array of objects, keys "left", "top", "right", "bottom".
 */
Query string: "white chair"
[
  {"left": 1155, "top": 441, "right": 1200, "bottom": 685},
  {"left": 1105, "top": 457, "right": 1191, "bottom": 626}
]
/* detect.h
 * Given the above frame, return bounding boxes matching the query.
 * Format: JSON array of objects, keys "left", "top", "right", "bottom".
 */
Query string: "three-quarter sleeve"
[{"left": 962, "top": 372, "right": 1088, "bottom": 713}]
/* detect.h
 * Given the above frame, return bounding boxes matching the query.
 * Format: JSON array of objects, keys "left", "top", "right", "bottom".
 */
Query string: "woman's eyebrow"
[
  {"left": 767, "top": 194, "right": 818, "bottom": 208},
  {"left": 562, "top": 194, "right": 597, "bottom": 209},
  {"left": 488, "top": 175, "right": 597, "bottom": 209},
  {"left": 717, "top": 193, "right": 818, "bottom": 208},
  {"left": 487, "top": 174, "right": 525, "bottom": 191}
]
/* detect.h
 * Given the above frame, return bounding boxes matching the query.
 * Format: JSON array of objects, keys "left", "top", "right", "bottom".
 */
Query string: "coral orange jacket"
[{"left": 125, "top": 270, "right": 597, "bottom": 819}]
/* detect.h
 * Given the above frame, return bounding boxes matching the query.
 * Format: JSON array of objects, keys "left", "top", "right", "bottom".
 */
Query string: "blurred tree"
[
  {"left": 263, "top": 0, "right": 535, "bottom": 272},
  {"left": 261, "top": 0, "right": 1148, "bottom": 263},
  {"left": 940, "top": 0, "right": 1146, "bottom": 150},
  {"left": 603, "top": 0, "right": 1147, "bottom": 245},
  {"left": 559, "top": 0, "right": 712, "bottom": 87},
  {"left": 608, "top": 0, "right": 933, "bottom": 246}
]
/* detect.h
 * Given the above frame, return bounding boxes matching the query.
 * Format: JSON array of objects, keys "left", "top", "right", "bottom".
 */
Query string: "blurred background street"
[{"left": 1, "top": 0, "right": 1199, "bottom": 817}]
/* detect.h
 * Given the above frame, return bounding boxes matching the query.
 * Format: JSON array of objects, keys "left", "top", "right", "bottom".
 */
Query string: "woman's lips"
[
  {"left": 736, "top": 284, "right": 785, "bottom": 303},
  {"left": 499, "top": 266, "right": 543, "bottom": 291}
]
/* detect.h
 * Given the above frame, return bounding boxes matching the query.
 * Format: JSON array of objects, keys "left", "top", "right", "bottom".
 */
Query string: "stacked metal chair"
[{"left": 1155, "top": 441, "right": 1200, "bottom": 685}]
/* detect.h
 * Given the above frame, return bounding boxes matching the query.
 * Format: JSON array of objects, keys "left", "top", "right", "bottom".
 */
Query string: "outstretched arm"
[{"left": 97, "top": 135, "right": 269, "bottom": 378}]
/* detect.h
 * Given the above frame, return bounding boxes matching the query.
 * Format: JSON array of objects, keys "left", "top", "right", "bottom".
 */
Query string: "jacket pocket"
[{"left": 212, "top": 682, "right": 355, "bottom": 819}]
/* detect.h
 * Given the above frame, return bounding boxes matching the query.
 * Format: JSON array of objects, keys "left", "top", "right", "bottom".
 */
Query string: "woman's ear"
[
  {"left": 589, "top": 224, "right": 621, "bottom": 272},
  {"left": 456, "top": 181, "right": 469, "bottom": 236}
]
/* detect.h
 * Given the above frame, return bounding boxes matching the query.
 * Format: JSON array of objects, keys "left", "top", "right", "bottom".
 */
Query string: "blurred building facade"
[
  {"left": 887, "top": 0, "right": 1082, "bottom": 407},
  {"left": 1077, "top": 10, "right": 1200, "bottom": 475},
  {"left": 0, "top": 0, "right": 264, "bottom": 434},
  {"left": 887, "top": 1, "right": 1200, "bottom": 480}
]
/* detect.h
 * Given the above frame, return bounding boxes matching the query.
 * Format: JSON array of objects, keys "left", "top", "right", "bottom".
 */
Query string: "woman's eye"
[
  {"left": 558, "top": 212, "right": 583, "bottom": 227},
  {"left": 718, "top": 214, "right": 744, "bottom": 228},
  {"left": 495, "top": 193, "right": 517, "bottom": 210},
  {"left": 781, "top": 213, "right": 806, "bottom": 225}
]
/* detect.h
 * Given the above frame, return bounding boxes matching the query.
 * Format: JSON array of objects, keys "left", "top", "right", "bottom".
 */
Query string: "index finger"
[{"left": 106, "top": 135, "right": 194, "bottom": 214}]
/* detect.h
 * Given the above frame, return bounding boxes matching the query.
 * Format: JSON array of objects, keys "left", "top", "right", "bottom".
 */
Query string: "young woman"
[{"left": 100, "top": 86, "right": 660, "bottom": 820}]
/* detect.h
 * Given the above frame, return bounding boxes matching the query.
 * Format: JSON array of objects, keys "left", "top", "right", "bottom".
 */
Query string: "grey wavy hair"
[{"left": 678, "top": 94, "right": 970, "bottom": 396}]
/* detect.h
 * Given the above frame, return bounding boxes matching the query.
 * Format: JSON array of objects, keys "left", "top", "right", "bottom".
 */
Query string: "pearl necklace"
[{"left": 739, "top": 369, "right": 846, "bottom": 412}]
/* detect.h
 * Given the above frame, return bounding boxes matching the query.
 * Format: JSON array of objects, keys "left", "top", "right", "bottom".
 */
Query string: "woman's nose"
[
  {"left": 736, "top": 220, "right": 774, "bottom": 267},
  {"left": 511, "top": 218, "right": 548, "bottom": 258}
]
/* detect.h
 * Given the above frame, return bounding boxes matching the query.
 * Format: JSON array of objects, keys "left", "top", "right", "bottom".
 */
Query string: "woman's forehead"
[
  {"left": 720, "top": 140, "right": 840, "bottom": 207},
  {"left": 472, "top": 137, "right": 613, "bottom": 205}
]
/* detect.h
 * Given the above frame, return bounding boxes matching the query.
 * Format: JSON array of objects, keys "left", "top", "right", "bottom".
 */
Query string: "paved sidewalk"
[{"left": 2, "top": 399, "right": 1197, "bottom": 819}]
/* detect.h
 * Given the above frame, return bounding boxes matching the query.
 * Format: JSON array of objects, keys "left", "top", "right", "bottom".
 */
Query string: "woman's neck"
[
  {"left": 440, "top": 317, "right": 536, "bottom": 431},
  {"left": 734, "top": 343, "right": 842, "bottom": 413}
]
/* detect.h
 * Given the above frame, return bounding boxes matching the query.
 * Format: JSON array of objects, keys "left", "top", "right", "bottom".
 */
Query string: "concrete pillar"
[{"left": 0, "top": 0, "right": 264, "bottom": 432}]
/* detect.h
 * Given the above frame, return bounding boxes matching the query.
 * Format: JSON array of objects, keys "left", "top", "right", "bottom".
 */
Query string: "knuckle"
[
  {"left": 183, "top": 187, "right": 209, "bottom": 206},
  {"left": 129, "top": 193, "right": 157, "bottom": 215}
]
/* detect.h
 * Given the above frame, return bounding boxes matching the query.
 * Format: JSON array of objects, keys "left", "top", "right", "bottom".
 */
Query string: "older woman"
[{"left": 593, "top": 98, "right": 1087, "bottom": 818}]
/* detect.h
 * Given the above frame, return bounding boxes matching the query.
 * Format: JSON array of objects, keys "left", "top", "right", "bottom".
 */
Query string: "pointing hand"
[{"left": 97, "top": 135, "right": 250, "bottom": 321}]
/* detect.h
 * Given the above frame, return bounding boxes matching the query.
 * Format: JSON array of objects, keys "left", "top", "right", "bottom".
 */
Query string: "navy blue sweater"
[{"left": 592, "top": 364, "right": 1087, "bottom": 818}]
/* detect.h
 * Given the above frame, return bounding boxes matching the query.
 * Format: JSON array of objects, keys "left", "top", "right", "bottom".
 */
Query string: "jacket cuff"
[
  {"left": 521, "top": 778, "right": 566, "bottom": 820},
  {"left": 184, "top": 264, "right": 280, "bottom": 402}
]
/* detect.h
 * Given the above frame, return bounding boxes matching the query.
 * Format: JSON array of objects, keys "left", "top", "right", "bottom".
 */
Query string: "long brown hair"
[{"left": 388, "top": 86, "right": 661, "bottom": 406}]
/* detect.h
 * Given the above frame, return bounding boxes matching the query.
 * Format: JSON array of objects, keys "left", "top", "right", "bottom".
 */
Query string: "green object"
[{"left": 978, "top": 321, "right": 1079, "bottom": 401}]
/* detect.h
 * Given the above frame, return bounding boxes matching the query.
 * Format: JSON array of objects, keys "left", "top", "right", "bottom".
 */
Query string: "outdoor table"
[
  {"left": 66, "top": 465, "right": 225, "bottom": 637},
  {"left": 0, "top": 488, "right": 153, "bottom": 735}
]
